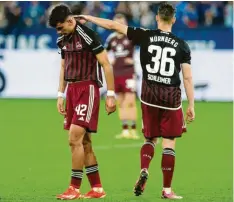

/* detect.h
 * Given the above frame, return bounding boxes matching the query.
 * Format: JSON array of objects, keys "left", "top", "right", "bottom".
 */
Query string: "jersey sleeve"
[
  {"left": 57, "top": 49, "right": 65, "bottom": 59},
  {"left": 57, "top": 36, "right": 65, "bottom": 59},
  {"left": 76, "top": 24, "right": 104, "bottom": 55},
  {"left": 181, "top": 41, "right": 191, "bottom": 64},
  {"left": 127, "top": 27, "right": 148, "bottom": 45}
]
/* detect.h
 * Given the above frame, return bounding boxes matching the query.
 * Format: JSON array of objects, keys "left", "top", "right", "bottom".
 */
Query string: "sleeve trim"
[
  {"left": 92, "top": 45, "right": 103, "bottom": 51},
  {"left": 76, "top": 25, "right": 93, "bottom": 45}
]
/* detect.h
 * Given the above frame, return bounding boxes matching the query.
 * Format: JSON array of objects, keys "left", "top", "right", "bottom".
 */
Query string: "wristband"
[
  {"left": 58, "top": 91, "right": 64, "bottom": 98},
  {"left": 107, "top": 90, "right": 115, "bottom": 97}
]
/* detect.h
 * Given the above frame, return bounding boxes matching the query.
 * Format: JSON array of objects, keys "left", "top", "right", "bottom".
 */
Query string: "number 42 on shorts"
[{"left": 75, "top": 104, "right": 87, "bottom": 117}]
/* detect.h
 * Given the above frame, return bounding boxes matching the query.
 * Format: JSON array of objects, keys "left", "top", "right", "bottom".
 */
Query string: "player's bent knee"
[{"left": 69, "top": 140, "right": 83, "bottom": 147}]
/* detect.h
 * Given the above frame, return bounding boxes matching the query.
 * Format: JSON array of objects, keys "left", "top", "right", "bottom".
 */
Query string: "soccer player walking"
[
  {"left": 78, "top": 2, "right": 195, "bottom": 199},
  {"left": 105, "top": 14, "right": 139, "bottom": 140},
  {"left": 49, "top": 4, "right": 116, "bottom": 200}
]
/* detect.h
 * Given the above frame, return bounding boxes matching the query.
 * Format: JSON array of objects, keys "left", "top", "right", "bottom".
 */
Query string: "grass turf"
[{"left": 0, "top": 99, "right": 232, "bottom": 202}]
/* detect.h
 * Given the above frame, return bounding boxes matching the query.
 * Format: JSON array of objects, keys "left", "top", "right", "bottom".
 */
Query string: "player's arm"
[
  {"left": 96, "top": 50, "right": 116, "bottom": 115},
  {"left": 81, "top": 25, "right": 116, "bottom": 114},
  {"left": 78, "top": 15, "right": 147, "bottom": 45},
  {"left": 58, "top": 59, "right": 67, "bottom": 93},
  {"left": 57, "top": 58, "right": 67, "bottom": 115},
  {"left": 78, "top": 15, "right": 128, "bottom": 35},
  {"left": 182, "top": 63, "right": 194, "bottom": 109},
  {"left": 95, "top": 45, "right": 115, "bottom": 97},
  {"left": 96, "top": 50, "right": 115, "bottom": 92},
  {"left": 181, "top": 41, "right": 195, "bottom": 123}
]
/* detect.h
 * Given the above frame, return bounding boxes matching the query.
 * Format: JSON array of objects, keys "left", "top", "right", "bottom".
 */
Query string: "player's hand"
[
  {"left": 57, "top": 97, "right": 66, "bottom": 115},
  {"left": 75, "top": 15, "right": 89, "bottom": 23},
  {"left": 105, "top": 96, "right": 116, "bottom": 115},
  {"left": 74, "top": 15, "right": 87, "bottom": 24},
  {"left": 124, "top": 58, "right": 134, "bottom": 65},
  {"left": 185, "top": 106, "right": 195, "bottom": 124}
]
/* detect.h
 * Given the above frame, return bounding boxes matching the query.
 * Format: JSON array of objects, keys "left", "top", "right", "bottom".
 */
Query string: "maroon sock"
[
  {"left": 122, "top": 120, "right": 128, "bottom": 130},
  {"left": 161, "top": 148, "right": 175, "bottom": 188},
  {"left": 70, "top": 169, "right": 83, "bottom": 189},
  {"left": 131, "top": 121, "right": 136, "bottom": 129},
  {"left": 140, "top": 141, "right": 155, "bottom": 170},
  {"left": 86, "top": 164, "right": 102, "bottom": 188}
]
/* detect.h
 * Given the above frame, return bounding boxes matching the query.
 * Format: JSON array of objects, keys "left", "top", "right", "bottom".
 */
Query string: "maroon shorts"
[
  {"left": 141, "top": 103, "right": 186, "bottom": 139},
  {"left": 64, "top": 81, "right": 100, "bottom": 133},
  {"left": 115, "top": 75, "right": 136, "bottom": 93}
]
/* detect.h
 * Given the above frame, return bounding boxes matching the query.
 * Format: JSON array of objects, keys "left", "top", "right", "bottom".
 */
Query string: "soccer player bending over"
[
  {"left": 49, "top": 4, "right": 116, "bottom": 200},
  {"left": 105, "top": 13, "right": 139, "bottom": 140},
  {"left": 78, "top": 2, "right": 195, "bottom": 199}
]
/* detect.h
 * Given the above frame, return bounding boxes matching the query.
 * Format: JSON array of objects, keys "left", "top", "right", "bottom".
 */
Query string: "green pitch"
[{"left": 0, "top": 99, "right": 232, "bottom": 202}]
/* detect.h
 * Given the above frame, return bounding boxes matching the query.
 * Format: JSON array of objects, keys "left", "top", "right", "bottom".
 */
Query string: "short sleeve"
[
  {"left": 90, "top": 32, "right": 105, "bottom": 54},
  {"left": 57, "top": 36, "right": 65, "bottom": 59},
  {"left": 57, "top": 48, "right": 65, "bottom": 59},
  {"left": 76, "top": 24, "right": 104, "bottom": 55},
  {"left": 127, "top": 27, "right": 148, "bottom": 45},
  {"left": 181, "top": 41, "right": 191, "bottom": 64}
]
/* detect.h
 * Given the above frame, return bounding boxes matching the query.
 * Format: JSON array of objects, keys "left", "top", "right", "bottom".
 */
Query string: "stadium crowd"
[{"left": 0, "top": 1, "right": 232, "bottom": 38}]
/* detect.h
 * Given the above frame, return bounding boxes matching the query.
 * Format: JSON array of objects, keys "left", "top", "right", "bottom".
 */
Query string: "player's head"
[
  {"left": 156, "top": 3, "right": 176, "bottom": 26},
  {"left": 113, "top": 13, "right": 127, "bottom": 26},
  {"left": 49, "top": 4, "right": 75, "bottom": 36}
]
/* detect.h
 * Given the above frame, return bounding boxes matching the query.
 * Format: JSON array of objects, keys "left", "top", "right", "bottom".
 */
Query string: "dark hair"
[
  {"left": 48, "top": 4, "right": 73, "bottom": 27},
  {"left": 158, "top": 2, "right": 176, "bottom": 22}
]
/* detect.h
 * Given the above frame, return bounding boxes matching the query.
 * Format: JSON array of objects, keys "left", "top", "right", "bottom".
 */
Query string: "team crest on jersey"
[{"left": 76, "top": 41, "right": 83, "bottom": 50}]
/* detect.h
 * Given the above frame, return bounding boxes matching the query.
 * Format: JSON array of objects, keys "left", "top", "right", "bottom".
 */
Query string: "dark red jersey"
[
  {"left": 105, "top": 33, "right": 135, "bottom": 77},
  {"left": 127, "top": 27, "right": 191, "bottom": 109},
  {"left": 57, "top": 22, "right": 104, "bottom": 87}
]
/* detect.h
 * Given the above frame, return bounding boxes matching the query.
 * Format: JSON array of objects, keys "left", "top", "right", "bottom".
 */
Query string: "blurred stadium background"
[{"left": 0, "top": 1, "right": 233, "bottom": 202}]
